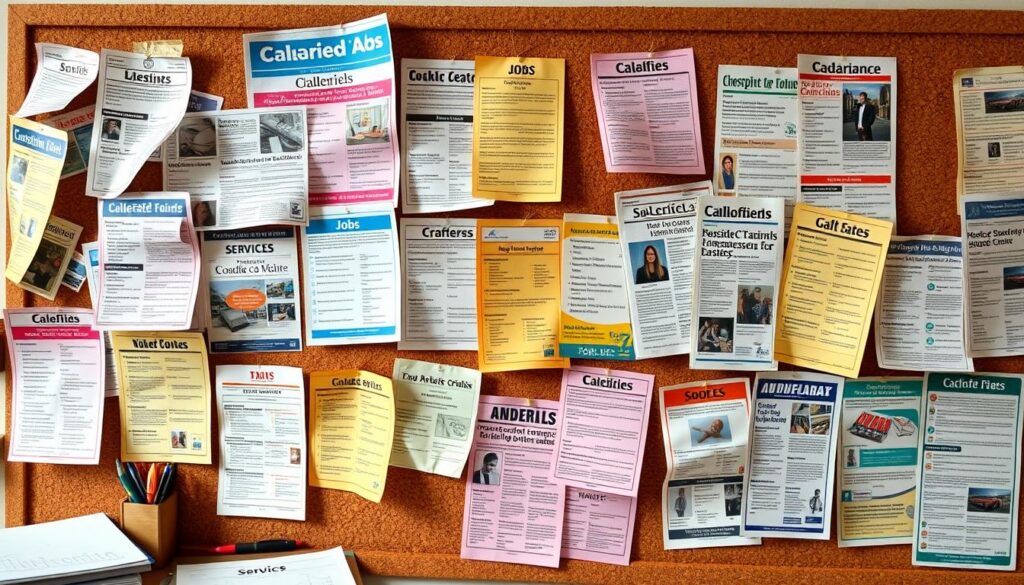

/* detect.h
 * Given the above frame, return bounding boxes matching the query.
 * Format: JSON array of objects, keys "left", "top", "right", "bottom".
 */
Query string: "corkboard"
[{"left": 5, "top": 4, "right": 1024, "bottom": 583}]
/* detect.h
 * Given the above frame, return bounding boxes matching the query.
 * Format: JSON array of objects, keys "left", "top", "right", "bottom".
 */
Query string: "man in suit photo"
[
  {"left": 472, "top": 452, "right": 500, "bottom": 485},
  {"left": 855, "top": 91, "right": 876, "bottom": 141}
]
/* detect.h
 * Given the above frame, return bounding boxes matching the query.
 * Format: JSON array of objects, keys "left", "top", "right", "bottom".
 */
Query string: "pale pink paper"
[
  {"left": 561, "top": 487, "right": 637, "bottom": 566},
  {"left": 591, "top": 49, "right": 705, "bottom": 174},
  {"left": 550, "top": 366, "right": 654, "bottom": 498}
]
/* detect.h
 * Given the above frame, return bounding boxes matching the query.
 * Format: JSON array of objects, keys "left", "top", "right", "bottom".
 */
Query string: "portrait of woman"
[
  {"left": 720, "top": 154, "right": 736, "bottom": 190},
  {"left": 193, "top": 200, "right": 216, "bottom": 227},
  {"left": 635, "top": 244, "right": 670, "bottom": 284}
]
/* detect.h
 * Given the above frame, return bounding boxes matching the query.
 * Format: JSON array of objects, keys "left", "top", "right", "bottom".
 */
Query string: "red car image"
[{"left": 968, "top": 496, "right": 1002, "bottom": 511}]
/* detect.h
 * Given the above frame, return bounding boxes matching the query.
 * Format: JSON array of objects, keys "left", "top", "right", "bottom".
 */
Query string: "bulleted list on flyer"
[
  {"left": 913, "top": 373, "right": 1022, "bottom": 571},
  {"left": 461, "top": 396, "right": 564, "bottom": 568},
  {"left": 742, "top": 372, "right": 843, "bottom": 540},
  {"left": 797, "top": 55, "right": 896, "bottom": 224},
  {"left": 691, "top": 196, "right": 783, "bottom": 371},
  {"left": 163, "top": 107, "right": 310, "bottom": 230}
]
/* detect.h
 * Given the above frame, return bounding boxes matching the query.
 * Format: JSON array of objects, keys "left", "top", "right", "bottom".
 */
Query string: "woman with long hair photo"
[{"left": 635, "top": 244, "right": 670, "bottom": 284}]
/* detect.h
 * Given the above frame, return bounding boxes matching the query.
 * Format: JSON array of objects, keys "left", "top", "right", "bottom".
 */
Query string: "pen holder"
[{"left": 120, "top": 491, "right": 177, "bottom": 568}]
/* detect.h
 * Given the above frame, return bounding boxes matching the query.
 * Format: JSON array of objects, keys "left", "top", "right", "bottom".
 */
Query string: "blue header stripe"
[
  {"left": 964, "top": 198, "right": 1024, "bottom": 220},
  {"left": 248, "top": 23, "right": 392, "bottom": 77},
  {"left": 756, "top": 378, "right": 839, "bottom": 402},
  {"left": 889, "top": 239, "right": 962, "bottom": 257},
  {"left": 306, "top": 214, "right": 392, "bottom": 235},
  {"left": 12, "top": 125, "right": 66, "bottom": 159},
  {"left": 102, "top": 199, "right": 187, "bottom": 218}
]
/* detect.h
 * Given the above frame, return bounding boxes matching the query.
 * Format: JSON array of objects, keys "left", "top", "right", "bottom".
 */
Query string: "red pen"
[{"left": 211, "top": 540, "right": 306, "bottom": 554}]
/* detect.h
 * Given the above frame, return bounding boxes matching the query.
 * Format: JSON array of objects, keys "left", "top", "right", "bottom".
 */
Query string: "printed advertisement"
[
  {"left": 16, "top": 216, "right": 82, "bottom": 301},
  {"left": 838, "top": 378, "right": 922, "bottom": 547},
  {"left": 714, "top": 65, "right": 798, "bottom": 229},
  {"left": 615, "top": 181, "right": 714, "bottom": 359},
  {"left": 743, "top": 372, "right": 844, "bottom": 540},
  {"left": 775, "top": 203, "right": 892, "bottom": 377},
  {"left": 561, "top": 487, "right": 637, "bottom": 566},
  {"left": 551, "top": 366, "right": 654, "bottom": 498},
  {"left": 914, "top": 373, "right": 1022, "bottom": 571},
  {"left": 302, "top": 204, "right": 400, "bottom": 346},
  {"left": 961, "top": 193, "right": 1024, "bottom": 358},
  {"left": 80, "top": 241, "right": 119, "bottom": 398},
  {"left": 953, "top": 66, "right": 1024, "bottom": 199},
  {"left": 461, "top": 395, "right": 564, "bottom": 568},
  {"left": 797, "top": 55, "right": 897, "bottom": 224},
  {"left": 875, "top": 236, "right": 973, "bottom": 371},
  {"left": 61, "top": 249, "right": 87, "bottom": 292},
  {"left": 243, "top": 14, "right": 399, "bottom": 206},
  {"left": 477, "top": 219, "right": 568, "bottom": 372},
  {"left": 111, "top": 331, "right": 212, "bottom": 464},
  {"left": 660, "top": 378, "right": 759, "bottom": 549},
  {"left": 163, "top": 107, "right": 309, "bottom": 230},
  {"left": 43, "top": 105, "right": 95, "bottom": 178},
  {"left": 86, "top": 49, "right": 191, "bottom": 198},
  {"left": 15, "top": 43, "right": 99, "bottom": 118},
  {"left": 390, "top": 358, "right": 482, "bottom": 478},
  {"left": 202, "top": 227, "right": 302, "bottom": 353},
  {"left": 590, "top": 49, "right": 704, "bottom": 174},
  {"left": 401, "top": 59, "right": 491, "bottom": 214},
  {"left": 559, "top": 214, "right": 634, "bottom": 360},
  {"left": 4, "top": 308, "right": 104, "bottom": 465},
  {"left": 399, "top": 218, "right": 477, "bottom": 351},
  {"left": 473, "top": 56, "right": 565, "bottom": 202},
  {"left": 96, "top": 192, "right": 200, "bottom": 331},
  {"left": 308, "top": 369, "right": 395, "bottom": 503},
  {"left": 149, "top": 89, "right": 225, "bottom": 162},
  {"left": 691, "top": 196, "right": 783, "bottom": 371},
  {"left": 216, "top": 365, "right": 306, "bottom": 521}
]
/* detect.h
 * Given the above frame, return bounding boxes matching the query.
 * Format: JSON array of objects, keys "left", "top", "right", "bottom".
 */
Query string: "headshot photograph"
[
  {"left": 193, "top": 200, "right": 217, "bottom": 228},
  {"left": 719, "top": 153, "right": 736, "bottom": 191},
  {"left": 101, "top": 118, "right": 122, "bottom": 141},
  {"left": 472, "top": 451, "right": 501, "bottom": 486},
  {"left": 629, "top": 240, "right": 671, "bottom": 285}
]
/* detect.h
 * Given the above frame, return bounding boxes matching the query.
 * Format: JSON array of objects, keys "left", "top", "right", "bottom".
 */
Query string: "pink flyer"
[
  {"left": 550, "top": 366, "right": 654, "bottom": 498},
  {"left": 591, "top": 49, "right": 705, "bottom": 175},
  {"left": 561, "top": 487, "right": 637, "bottom": 566},
  {"left": 460, "top": 395, "right": 564, "bottom": 568}
]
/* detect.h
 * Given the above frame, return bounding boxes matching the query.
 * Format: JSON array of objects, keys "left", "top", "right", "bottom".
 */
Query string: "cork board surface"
[{"left": 5, "top": 5, "right": 1024, "bottom": 583}]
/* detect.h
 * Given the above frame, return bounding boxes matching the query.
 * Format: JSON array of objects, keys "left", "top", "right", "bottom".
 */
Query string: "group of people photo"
[{"left": 736, "top": 285, "right": 772, "bottom": 325}]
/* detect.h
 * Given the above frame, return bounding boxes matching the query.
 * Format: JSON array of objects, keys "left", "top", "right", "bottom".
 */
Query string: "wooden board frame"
[{"left": 6, "top": 4, "right": 1024, "bottom": 583}]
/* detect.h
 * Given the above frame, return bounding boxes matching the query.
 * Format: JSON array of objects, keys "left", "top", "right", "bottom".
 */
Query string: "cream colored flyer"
[
  {"left": 473, "top": 56, "right": 564, "bottom": 202},
  {"left": 111, "top": 331, "right": 211, "bottom": 464},
  {"left": 477, "top": 219, "right": 568, "bottom": 372},
  {"left": 309, "top": 369, "right": 395, "bottom": 503},
  {"left": 774, "top": 203, "right": 891, "bottom": 377},
  {"left": 953, "top": 66, "right": 1024, "bottom": 200},
  {"left": 6, "top": 117, "right": 67, "bottom": 283}
]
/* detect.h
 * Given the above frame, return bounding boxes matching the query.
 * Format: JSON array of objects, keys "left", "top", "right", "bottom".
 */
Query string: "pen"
[
  {"left": 126, "top": 461, "right": 146, "bottom": 497},
  {"left": 146, "top": 463, "right": 160, "bottom": 504},
  {"left": 115, "top": 459, "right": 145, "bottom": 503},
  {"left": 211, "top": 540, "right": 306, "bottom": 555},
  {"left": 155, "top": 463, "right": 177, "bottom": 504}
]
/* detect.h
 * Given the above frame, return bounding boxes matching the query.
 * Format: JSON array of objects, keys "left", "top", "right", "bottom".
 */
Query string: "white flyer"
[
  {"left": 796, "top": 55, "right": 897, "bottom": 224},
  {"left": 4, "top": 308, "right": 104, "bottom": 465},
  {"left": 15, "top": 43, "right": 99, "bottom": 118},
  {"left": 80, "top": 241, "right": 119, "bottom": 398},
  {"left": 301, "top": 204, "right": 400, "bottom": 346},
  {"left": 86, "top": 49, "right": 191, "bottom": 198},
  {"left": 176, "top": 547, "right": 356, "bottom": 585},
  {"left": 875, "top": 236, "right": 974, "bottom": 371},
  {"left": 913, "top": 372, "right": 1022, "bottom": 571},
  {"left": 961, "top": 193, "right": 1024, "bottom": 358},
  {"left": 401, "top": 59, "right": 491, "bottom": 214},
  {"left": 216, "top": 364, "right": 306, "bottom": 521},
  {"left": 148, "top": 89, "right": 224, "bottom": 162},
  {"left": 390, "top": 358, "right": 482, "bottom": 478},
  {"left": 95, "top": 192, "right": 200, "bottom": 331},
  {"left": 615, "top": 181, "right": 713, "bottom": 359},
  {"left": 838, "top": 378, "right": 923, "bottom": 547},
  {"left": 243, "top": 14, "right": 399, "bottom": 207},
  {"left": 690, "top": 196, "right": 783, "bottom": 370},
  {"left": 742, "top": 371, "right": 844, "bottom": 540},
  {"left": 399, "top": 218, "right": 477, "bottom": 351},
  {"left": 43, "top": 105, "right": 95, "bottom": 179},
  {"left": 659, "top": 378, "right": 759, "bottom": 549},
  {"left": 202, "top": 227, "right": 302, "bottom": 353},
  {"left": 713, "top": 65, "right": 798, "bottom": 230},
  {"left": 163, "top": 107, "right": 309, "bottom": 230}
]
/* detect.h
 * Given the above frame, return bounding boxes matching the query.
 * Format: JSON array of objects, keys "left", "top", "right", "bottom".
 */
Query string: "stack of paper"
[{"left": 0, "top": 513, "right": 150, "bottom": 585}]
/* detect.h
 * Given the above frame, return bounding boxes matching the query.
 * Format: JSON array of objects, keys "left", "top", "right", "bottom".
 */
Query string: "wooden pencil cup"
[{"left": 120, "top": 491, "right": 178, "bottom": 567}]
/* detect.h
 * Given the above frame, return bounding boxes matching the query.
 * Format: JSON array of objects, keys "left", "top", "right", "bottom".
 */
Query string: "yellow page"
[
  {"left": 774, "top": 204, "right": 892, "bottom": 377},
  {"left": 473, "top": 56, "right": 565, "bottom": 202},
  {"left": 477, "top": 219, "right": 569, "bottom": 372},
  {"left": 111, "top": 331, "right": 212, "bottom": 463},
  {"left": 131, "top": 40, "right": 184, "bottom": 57},
  {"left": 5, "top": 117, "right": 67, "bottom": 282},
  {"left": 308, "top": 369, "right": 394, "bottom": 503}
]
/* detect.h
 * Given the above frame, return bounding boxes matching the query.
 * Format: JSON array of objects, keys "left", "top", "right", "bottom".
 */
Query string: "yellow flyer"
[
  {"left": 111, "top": 331, "right": 211, "bottom": 463},
  {"left": 309, "top": 369, "right": 395, "bottom": 503},
  {"left": 5, "top": 117, "right": 67, "bottom": 283},
  {"left": 477, "top": 219, "right": 569, "bottom": 372},
  {"left": 559, "top": 214, "right": 634, "bottom": 360},
  {"left": 775, "top": 204, "right": 892, "bottom": 377},
  {"left": 473, "top": 56, "right": 565, "bottom": 202}
]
